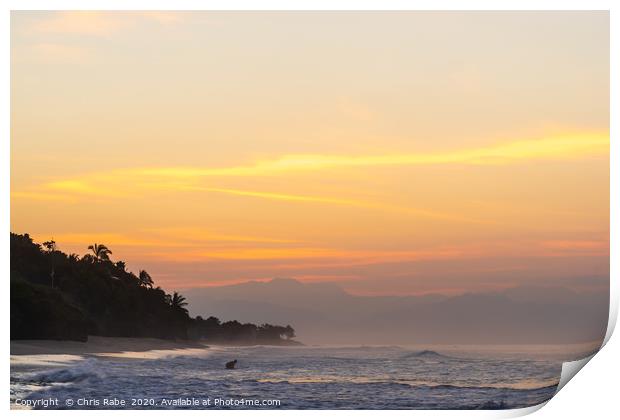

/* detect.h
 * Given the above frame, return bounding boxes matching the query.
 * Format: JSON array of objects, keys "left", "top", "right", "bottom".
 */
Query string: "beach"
[{"left": 11, "top": 336, "right": 207, "bottom": 357}]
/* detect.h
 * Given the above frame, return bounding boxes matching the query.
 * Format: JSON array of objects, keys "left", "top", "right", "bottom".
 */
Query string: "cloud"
[
  {"left": 11, "top": 131, "right": 608, "bottom": 225},
  {"left": 10, "top": 190, "right": 78, "bottom": 202},
  {"left": 34, "top": 11, "right": 128, "bottom": 37},
  {"left": 32, "top": 11, "right": 185, "bottom": 37},
  {"left": 133, "top": 238, "right": 609, "bottom": 264},
  {"left": 29, "top": 229, "right": 302, "bottom": 252},
  {"left": 18, "top": 178, "right": 492, "bottom": 225},
  {"left": 24, "top": 131, "right": 608, "bottom": 192},
  {"left": 140, "top": 11, "right": 185, "bottom": 25},
  {"left": 540, "top": 239, "right": 609, "bottom": 255},
  {"left": 184, "top": 186, "right": 492, "bottom": 224},
  {"left": 141, "top": 227, "right": 302, "bottom": 245},
  {"left": 135, "top": 131, "right": 609, "bottom": 178}
]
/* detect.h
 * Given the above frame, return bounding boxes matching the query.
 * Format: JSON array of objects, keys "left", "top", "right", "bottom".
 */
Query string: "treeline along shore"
[{"left": 10, "top": 233, "right": 300, "bottom": 345}]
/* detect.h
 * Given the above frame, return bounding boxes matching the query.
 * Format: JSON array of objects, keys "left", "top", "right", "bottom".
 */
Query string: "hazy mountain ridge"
[{"left": 183, "top": 278, "right": 608, "bottom": 345}]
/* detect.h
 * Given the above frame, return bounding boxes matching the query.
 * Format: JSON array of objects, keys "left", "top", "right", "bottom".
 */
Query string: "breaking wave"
[
  {"left": 11, "top": 345, "right": 562, "bottom": 409},
  {"left": 400, "top": 350, "right": 452, "bottom": 359},
  {"left": 28, "top": 359, "right": 104, "bottom": 384}
]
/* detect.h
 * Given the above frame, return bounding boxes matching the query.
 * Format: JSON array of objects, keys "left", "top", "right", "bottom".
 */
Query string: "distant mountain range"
[{"left": 182, "top": 278, "right": 609, "bottom": 345}]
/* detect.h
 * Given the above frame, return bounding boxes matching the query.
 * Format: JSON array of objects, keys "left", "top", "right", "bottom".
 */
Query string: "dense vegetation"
[
  {"left": 189, "top": 316, "right": 296, "bottom": 344},
  {"left": 10, "top": 233, "right": 298, "bottom": 345}
]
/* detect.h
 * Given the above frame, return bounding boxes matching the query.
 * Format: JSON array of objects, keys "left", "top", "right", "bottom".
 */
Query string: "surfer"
[{"left": 225, "top": 359, "right": 237, "bottom": 369}]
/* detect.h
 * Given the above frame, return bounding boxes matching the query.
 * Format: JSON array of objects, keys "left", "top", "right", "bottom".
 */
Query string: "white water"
[{"left": 10, "top": 343, "right": 599, "bottom": 409}]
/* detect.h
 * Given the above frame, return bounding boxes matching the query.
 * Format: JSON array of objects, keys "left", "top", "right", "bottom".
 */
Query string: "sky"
[{"left": 10, "top": 11, "right": 609, "bottom": 296}]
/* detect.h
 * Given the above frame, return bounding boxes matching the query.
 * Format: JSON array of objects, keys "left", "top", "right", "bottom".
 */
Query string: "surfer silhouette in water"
[{"left": 225, "top": 359, "right": 237, "bottom": 369}]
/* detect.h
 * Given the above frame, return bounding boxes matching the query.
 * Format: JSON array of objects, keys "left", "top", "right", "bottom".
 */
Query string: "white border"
[{"left": 3, "top": 1, "right": 617, "bottom": 419}]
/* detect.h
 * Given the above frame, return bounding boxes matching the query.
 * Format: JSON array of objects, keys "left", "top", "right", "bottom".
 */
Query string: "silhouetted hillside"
[{"left": 10, "top": 233, "right": 298, "bottom": 345}]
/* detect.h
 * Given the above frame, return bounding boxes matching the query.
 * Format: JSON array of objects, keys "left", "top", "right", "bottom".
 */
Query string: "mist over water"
[{"left": 183, "top": 279, "right": 609, "bottom": 345}]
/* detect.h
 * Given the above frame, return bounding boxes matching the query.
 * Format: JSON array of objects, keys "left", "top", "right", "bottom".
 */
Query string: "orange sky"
[{"left": 10, "top": 11, "right": 609, "bottom": 295}]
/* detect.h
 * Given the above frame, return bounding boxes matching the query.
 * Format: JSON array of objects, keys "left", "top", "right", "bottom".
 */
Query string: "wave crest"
[
  {"left": 400, "top": 350, "right": 449, "bottom": 359},
  {"left": 29, "top": 359, "right": 103, "bottom": 384}
]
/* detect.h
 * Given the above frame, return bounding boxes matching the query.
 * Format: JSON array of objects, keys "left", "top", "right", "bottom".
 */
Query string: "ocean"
[{"left": 10, "top": 343, "right": 598, "bottom": 410}]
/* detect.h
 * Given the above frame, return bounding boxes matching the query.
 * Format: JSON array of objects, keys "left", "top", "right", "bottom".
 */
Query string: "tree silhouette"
[
  {"left": 138, "top": 270, "right": 154, "bottom": 288},
  {"left": 42, "top": 239, "right": 56, "bottom": 253},
  {"left": 170, "top": 291, "right": 188, "bottom": 315},
  {"left": 87, "top": 243, "right": 112, "bottom": 261},
  {"left": 283, "top": 324, "right": 296, "bottom": 340},
  {"left": 42, "top": 239, "right": 57, "bottom": 288},
  {"left": 11, "top": 233, "right": 297, "bottom": 343}
]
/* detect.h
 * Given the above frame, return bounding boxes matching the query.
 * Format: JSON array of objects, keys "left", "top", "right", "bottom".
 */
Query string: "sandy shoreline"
[{"left": 11, "top": 336, "right": 207, "bottom": 356}]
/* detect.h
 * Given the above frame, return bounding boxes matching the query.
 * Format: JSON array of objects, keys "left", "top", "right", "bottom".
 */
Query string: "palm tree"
[
  {"left": 42, "top": 239, "right": 56, "bottom": 253},
  {"left": 170, "top": 292, "right": 189, "bottom": 315},
  {"left": 138, "top": 270, "right": 154, "bottom": 288},
  {"left": 88, "top": 243, "right": 112, "bottom": 261},
  {"left": 42, "top": 239, "right": 57, "bottom": 288}
]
